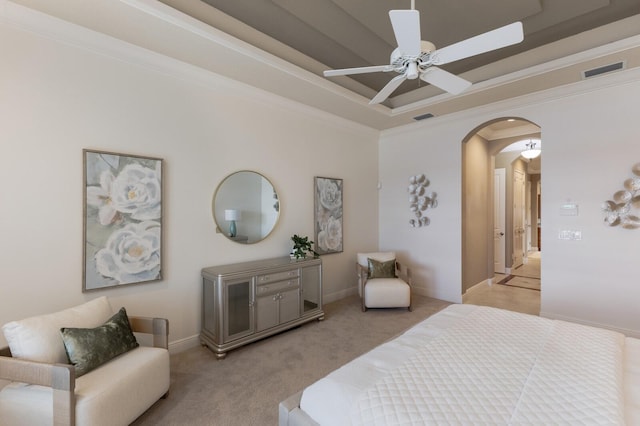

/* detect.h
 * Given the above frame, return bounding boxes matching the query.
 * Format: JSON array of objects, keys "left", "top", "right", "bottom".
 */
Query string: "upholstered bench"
[{"left": 0, "top": 297, "right": 170, "bottom": 426}]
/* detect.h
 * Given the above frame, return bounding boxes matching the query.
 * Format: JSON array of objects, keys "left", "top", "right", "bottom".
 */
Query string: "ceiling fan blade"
[
  {"left": 324, "top": 65, "right": 393, "bottom": 77},
  {"left": 433, "top": 21, "right": 524, "bottom": 65},
  {"left": 369, "top": 74, "right": 407, "bottom": 105},
  {"left": 389, "top": 10, "right": 421, "bottom": 57},
  {"left": 420, "top": 67, "right": 472, "bottom": 95}
]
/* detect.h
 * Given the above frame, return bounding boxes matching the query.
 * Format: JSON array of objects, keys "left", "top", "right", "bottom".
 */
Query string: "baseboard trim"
[
  {"left": 168, "top": 334, "right": 201, "bottom": 354},
  {"left": 463, "top": 278, "right": 491, "bottom": 296},
  {"left": 411, "top": 286, "right": 429, "bottom": 297},
  {"left": 540, "top": 311, "right": 640, "bottom": 339},
  {"left": 324, "top": 287, "right": 357, "bottom": 304}
]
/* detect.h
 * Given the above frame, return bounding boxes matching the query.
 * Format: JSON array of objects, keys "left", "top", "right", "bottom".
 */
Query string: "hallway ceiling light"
[{"left": 521, "top": 140, "right": 541, "bottom": 159}]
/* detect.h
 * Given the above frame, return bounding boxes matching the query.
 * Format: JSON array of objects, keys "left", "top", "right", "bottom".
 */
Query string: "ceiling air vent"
[
  {"left": 413, "top": 113, "right": 434, "bottom": 121},
  {"left": 582, "top": 61, "right": 625, "bottom": 79}
]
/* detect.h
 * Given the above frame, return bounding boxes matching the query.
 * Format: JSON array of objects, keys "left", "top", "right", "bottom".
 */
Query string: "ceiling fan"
[{"left": 323, "top": 1, "right": 524, "bottom": 105}]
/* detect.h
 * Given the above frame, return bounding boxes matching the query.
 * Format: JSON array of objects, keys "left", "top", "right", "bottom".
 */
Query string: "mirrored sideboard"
[{"left": 201, "top": 256, "right": 323, "bottom": 359}]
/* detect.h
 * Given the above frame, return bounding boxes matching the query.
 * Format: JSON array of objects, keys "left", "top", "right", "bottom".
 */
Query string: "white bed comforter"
[{"left": 301, "top": 304, "right": 626, "bottom": 425}]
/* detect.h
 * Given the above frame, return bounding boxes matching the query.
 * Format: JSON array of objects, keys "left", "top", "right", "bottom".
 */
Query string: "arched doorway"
[{"left": 461, "top": 117, "right": 541, "bottom": 315}]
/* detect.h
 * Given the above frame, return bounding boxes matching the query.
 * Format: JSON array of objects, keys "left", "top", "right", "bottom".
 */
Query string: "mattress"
[{"left": 299, "top": 304, "right": 639, "bottom": 425}]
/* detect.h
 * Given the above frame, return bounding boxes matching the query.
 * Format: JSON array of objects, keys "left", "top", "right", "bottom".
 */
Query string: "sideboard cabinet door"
[
  {"left": 256, "top": 292, "right": 279, "bottom": 332},
  {"left": 224, "top": 277, "right": 254, "bottom": 341},
  {"left": 301, "top": 264, "right": 322, "bottom": 315},
  {"left": 279, "top": 287, "right": 301, "bottom": 324}
]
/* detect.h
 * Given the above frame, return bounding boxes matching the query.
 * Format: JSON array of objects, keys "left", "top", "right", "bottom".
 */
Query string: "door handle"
[{"left": 499, "top": 232, "right": 504, "bottom": 236}]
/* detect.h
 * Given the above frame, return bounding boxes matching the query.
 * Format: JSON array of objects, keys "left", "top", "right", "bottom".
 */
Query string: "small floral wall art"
[
  {"left": 83, "top": 149, "right": 163, "bottom": 291},
  {"left": 602, "top": 162, "right": 640, "bottom": 229},
  {"left": 314, "top": 177, "right": 343, "bottom": 255}
]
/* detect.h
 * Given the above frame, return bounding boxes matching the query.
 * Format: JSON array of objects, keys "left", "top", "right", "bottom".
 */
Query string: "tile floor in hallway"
[{"left": 463, "top": 251, "right": 541, "bottom": 316}]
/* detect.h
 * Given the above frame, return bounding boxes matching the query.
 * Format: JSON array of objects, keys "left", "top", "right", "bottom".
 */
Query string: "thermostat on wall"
[{"left": 560, "top": 203, "right": 578, "bottom": 216}]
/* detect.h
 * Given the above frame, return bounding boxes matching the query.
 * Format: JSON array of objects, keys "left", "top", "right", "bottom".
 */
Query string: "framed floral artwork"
[
  {"left": 83, "top": 149, "right": 163, "bottom": 291},
  {"left": 314, "top": 176, "right": 343, "bottom": 255}
]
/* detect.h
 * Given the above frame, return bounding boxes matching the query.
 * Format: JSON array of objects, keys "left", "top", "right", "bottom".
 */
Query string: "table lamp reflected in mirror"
[{"left": 224, "top": 209, "right": 241, "bottom": 237}]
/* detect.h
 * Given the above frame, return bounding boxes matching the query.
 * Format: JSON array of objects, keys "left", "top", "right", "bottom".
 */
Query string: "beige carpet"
[{"left": 132, "top": 295, "right": 450, "bottom": 426}]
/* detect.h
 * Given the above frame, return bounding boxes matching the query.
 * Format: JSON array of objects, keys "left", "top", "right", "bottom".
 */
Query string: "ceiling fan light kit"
[{"left": 323, "top": 5, "right": 524, "bottom": 105}]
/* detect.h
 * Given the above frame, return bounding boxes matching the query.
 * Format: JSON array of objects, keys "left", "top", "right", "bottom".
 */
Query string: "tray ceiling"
[
  {"left": 8, "top": 0, "right": 640, "bottom": 130},
  {"left": 187, "top": 1, "right": 639, "bottom": 98}
]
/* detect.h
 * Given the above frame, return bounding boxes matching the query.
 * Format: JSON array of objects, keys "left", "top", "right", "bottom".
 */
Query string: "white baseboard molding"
[
  {"left": 540, "top": 311, "right": 640, "bottom": 339},
  {"left": 411, "top": 286, "right": 462, "bottom": 303},
  {"left": 168, "top": 334, "right": 201, "bottom": 355},
  {"left": 324, "top": 287, "right": 357, "bottom": 304},
  {"left": 463, "top": 278, "right": 492, "bottom": 296},
  {"left": 411, "top": 286, "right": 430, "bottom": 297}
]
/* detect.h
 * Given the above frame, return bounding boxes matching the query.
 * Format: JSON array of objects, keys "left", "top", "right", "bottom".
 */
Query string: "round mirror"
[{"left": 212, "top": 171, "right": 280, "bottom": 244}]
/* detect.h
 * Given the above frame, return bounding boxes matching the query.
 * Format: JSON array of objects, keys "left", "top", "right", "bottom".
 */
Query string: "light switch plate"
[{"left": 559, "top": 230, "right": 582, "bottom": 240}]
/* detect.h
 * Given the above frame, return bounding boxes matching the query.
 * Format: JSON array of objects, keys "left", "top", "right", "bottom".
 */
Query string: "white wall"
[
  {"left": 380, "top": 69, "right": 640, "bottom": 336},
  {"left": 0, "top": 10, "right": 379, "bottom": 349},
  {"left": 379, "top": 118, "right": 465, "bottom": 303},
  {"left": 537, "top": 80, "right": 640, "bottom": 335}
]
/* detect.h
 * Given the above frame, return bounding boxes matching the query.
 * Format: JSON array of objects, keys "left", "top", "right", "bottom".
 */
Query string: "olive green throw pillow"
[
  {"left": 367, "top": 258, "right": 396, "bottom": 279},
  {"left": 60, "top": 307, "right": 139, "bottom": 377}
]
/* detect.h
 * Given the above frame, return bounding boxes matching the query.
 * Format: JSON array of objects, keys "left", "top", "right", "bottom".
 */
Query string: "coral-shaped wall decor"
[
  {"left": 602, "top": 163, "right": 640, "bottom": 229},
  {"left": 408, "top": 174, "right": 437, "bottom": 227}
]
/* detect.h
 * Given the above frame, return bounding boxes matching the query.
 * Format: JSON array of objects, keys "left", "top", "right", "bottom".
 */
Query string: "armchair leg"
[{"left": 362, "top": 306, "right": 367, "bottom": 312}]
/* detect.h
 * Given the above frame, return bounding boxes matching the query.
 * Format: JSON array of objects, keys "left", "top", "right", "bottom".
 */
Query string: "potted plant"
[{"left": 290, "top": 234, "right": 318, "bottom": 259}]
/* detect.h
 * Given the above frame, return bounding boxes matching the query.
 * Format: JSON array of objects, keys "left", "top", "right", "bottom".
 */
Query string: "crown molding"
[{"left": 381, "top": 65, "right": 640, "bottom": 138}]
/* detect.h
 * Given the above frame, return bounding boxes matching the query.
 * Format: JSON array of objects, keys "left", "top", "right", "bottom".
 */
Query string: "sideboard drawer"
[
  {"left": 257, "top": 269, "right": 299, "bottom": 284},
  {"left": 256, "top": 278, "right": 300, "bottom": 295}
]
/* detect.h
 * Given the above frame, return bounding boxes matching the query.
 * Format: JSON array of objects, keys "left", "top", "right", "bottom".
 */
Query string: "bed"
[{"left": 279, "top": 304, "right": 640, "bottom": 425}]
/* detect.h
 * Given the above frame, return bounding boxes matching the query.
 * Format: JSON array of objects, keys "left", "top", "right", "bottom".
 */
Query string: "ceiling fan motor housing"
[{"left": 390, "top": 40, "right": 436, "bottom": 79}]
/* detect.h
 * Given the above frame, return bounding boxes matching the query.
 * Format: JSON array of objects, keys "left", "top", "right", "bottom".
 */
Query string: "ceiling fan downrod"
[{"left": 406, "top": 61, "right": 419, "bottom": 79}]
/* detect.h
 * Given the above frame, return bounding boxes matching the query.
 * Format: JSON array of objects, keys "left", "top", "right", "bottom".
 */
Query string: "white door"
[
  {"left": 513, "top": 169, "right": 526, "bottom": 269},
  {"left": 494, "top": 168, "right": 506, "bottom": 274}
]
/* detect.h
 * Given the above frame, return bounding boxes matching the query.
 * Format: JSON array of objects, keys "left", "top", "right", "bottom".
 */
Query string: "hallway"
[
  {"left": 496, "top": 250, "right": 540, "bottom": 290},
  {"left": 463, "top": 251, "right": 541, "bottom": 315}
]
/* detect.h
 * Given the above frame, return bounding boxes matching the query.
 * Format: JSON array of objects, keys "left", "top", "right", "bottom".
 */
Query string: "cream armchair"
[
  {"left": 0, "top": 297, "right": 169, "bottom": 426},
  {"left": 356, "top": 252, "right": 412, "bottom": 312}
]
